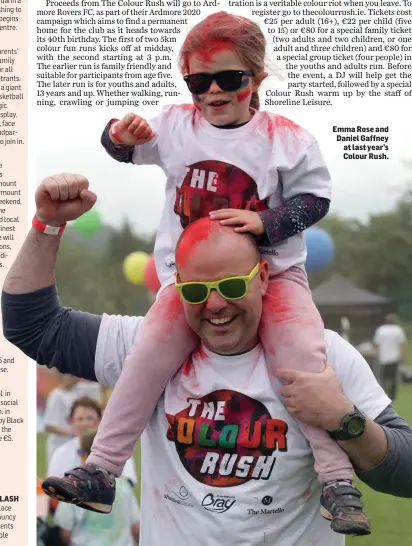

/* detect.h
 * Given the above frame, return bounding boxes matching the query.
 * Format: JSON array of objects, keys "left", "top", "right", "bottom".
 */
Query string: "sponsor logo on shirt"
[
  {"left": 260, "top": 249, "right": 279, "bottom": 256},
  {"left": 164, "top": 481, "right": 194, "bottom": 508},
  {"left": 247, "top": 495, "right": 284, "bottom": 516},
  {"left": 247, "top": 506, "right": 285, "bottom": 516},
  {"left": 201, "top": 493, "right": 236, "bottom": 514},
  {"left": 166, "top": 388, "right": 289, "bottom": 488}
]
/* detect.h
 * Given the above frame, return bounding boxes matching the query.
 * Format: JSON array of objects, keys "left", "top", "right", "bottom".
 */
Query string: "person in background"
[
  {"left": 44, "top": 375, "right": 79, "bottom": 466},
  {"left": 74, "top": 379, "right": 102, "bottom": 404},
  {"left": 3, "top": 177, "right": 412, "bottom": 544},
  {"left": 53, "top": 429, "right": 140, "bottom": 546},
  {"left": 48, "top": 397, "right": 138, "bottom": 489},
  {"left": 374, "top": 313, "right": 407, "bottom": 401}
]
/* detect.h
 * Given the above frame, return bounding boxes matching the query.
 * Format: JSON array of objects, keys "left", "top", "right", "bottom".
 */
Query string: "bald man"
[{"left": 3, "top": 174, "right": 412, "bottom": 546}]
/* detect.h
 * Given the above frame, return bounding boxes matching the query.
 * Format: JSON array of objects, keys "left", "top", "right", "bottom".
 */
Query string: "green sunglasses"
[{"left": 175, "top": 263, "right": 260, "bottom": 305}]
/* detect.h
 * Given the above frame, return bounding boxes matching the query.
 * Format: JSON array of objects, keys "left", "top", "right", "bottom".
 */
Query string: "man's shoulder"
[
  {"left": 324, "top": 329, "right": 345, "bottom": 350},
  {"left": 324, "top": 329, "right": 363, "bottom": 370}
]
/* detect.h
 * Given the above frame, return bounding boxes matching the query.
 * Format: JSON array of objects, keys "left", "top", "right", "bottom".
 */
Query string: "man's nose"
[{"left": 205, "top": 289, "right": 227, "bottom": 311}]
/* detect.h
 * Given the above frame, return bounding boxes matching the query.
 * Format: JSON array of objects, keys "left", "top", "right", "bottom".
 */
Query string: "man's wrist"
[
  {"left": 325, "top": 398, "right": 355, "bottom": 432},
  {"left": 32, "top": 215, "right": 66, "bottom": 234}
]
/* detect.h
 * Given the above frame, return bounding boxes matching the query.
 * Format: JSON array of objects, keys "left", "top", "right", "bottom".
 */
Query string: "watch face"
[{"left": 348, "top": 417, "right": 364, "bottom": 435}]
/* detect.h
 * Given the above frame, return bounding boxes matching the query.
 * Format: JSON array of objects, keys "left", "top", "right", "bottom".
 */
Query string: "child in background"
[
  {"left": 53, "top": 430, "right": 140, "bottom": 546},
  {"left": 43, "top": 12, "right": 370, "bottom": 536},
  {"left": 48, "top": 396, "right": 137, "bottom": 488},
  {"left": 44, "top": 374, "right": 79, "bottom": 466}
]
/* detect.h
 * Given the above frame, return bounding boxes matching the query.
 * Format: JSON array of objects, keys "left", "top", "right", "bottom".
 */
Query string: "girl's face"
[{"left": 187, "top": 44, "right": 267, "bottom": 126}]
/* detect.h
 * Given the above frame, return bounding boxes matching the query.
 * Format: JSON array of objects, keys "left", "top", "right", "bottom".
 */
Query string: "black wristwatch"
[{"left": 328, "top": 406, "right": 366, "bottom": 441}]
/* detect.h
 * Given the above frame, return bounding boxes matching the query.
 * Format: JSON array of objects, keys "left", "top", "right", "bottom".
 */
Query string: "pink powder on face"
[
  {"left": 236, "top": 86, "right": 251, "bottom": 103},
  {"left": 193, "top": 345, "right": 209, "bottom": 361},
  {"left": 176, "top": 217, "right": 215, "bottom": 267}
]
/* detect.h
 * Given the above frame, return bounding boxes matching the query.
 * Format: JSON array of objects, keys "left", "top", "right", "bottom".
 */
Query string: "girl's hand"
[
  {"left": 209, "top": 209, "right": 265, "bottom": 236},
  {"left": 110, "top": 113, "right": 155, "bottom": 146}
]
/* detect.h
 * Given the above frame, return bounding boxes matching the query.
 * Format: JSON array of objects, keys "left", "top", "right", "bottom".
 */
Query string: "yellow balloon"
[{"left": 123, "top": 251, "right": 149, "bottom": 285}]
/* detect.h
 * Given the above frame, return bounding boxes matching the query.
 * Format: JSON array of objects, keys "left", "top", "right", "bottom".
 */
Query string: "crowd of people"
[{"left": 37, "top": 378, "right": 140, "bottom": 545}]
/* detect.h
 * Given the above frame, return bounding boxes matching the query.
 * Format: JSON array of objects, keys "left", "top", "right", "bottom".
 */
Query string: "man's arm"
[
  {"left": 2, "top": 175, "right": 101, "bottom": 379},
  {"left": 355, "top": 405, "right": 412, "bottom": 497},
  {"left": 277, "top": 335, "right": 412, "bottom": 498}
]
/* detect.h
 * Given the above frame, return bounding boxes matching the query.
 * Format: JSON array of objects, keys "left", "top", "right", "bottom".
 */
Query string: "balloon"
[
  {"left": 74, "top": 209, "right": 101, "bottom": 237},
  {"left": 305, "top": 227, "right": 334, "bottom": 273},
  {"left": 143, "top": 254, "right": 161, "bottom": 294},
  {"left": 123, "top": 251, "right": 149, "bottom": 285}
]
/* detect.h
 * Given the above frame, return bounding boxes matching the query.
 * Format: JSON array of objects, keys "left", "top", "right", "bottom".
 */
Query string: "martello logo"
[
  {"left": 174, "top": 160, "right": 268, "bottom": 228},
  {"left": 166, "top": 390, "right": 288, "bottom": 487}
]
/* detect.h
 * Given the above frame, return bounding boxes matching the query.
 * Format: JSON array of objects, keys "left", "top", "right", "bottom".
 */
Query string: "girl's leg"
[
  {"left": 260, "top": 267, "right": 370, "bottom": 535},
  {"left": 87, "top": 284, "right": 198, "bottom": 475},
  {"left": 260, "top": 266, "right": 353, "bottom": 483}
]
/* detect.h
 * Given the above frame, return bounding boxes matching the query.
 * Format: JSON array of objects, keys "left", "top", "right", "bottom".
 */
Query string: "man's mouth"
[{"left": 206, "top": 316, "right": 237, "bottom": 327}]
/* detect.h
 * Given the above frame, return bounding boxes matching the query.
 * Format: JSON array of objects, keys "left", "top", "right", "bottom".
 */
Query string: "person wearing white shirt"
[
  {"left": 48, "top": 396, "right": 138, "bottom": 487},
  {"left": 54, "top": 429, "right": 140, "bottom": 546},
  {"left": 374, "top": 313, "right": 407, "bottom": 400},
  {"left": 44, "top": 375, "right": 80, "bottom": 466},
  {"left": 3, "top": 174, "right": 412, "bottom": 546}
]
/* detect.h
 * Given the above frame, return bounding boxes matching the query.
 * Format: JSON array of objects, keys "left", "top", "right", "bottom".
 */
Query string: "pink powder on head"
[
  {"left": 176, "top": 217, "right": 215, "bottom": 267},
  {"left": 188, "top": 40, "right": 233, "bottom": 71}
]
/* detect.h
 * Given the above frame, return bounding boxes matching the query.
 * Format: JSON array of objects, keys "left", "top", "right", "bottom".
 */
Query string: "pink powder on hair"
[
  {"left": 190, "top": 40, "right": 233, "bottom": 68},
  {"left": 176, "top": 217, "right": 215, "bottom": 266}
]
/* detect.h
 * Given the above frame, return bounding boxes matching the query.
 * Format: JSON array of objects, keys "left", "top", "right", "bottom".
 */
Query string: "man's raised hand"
[{"left": 35, "top": 173, "right": 97, "bottom": 227}]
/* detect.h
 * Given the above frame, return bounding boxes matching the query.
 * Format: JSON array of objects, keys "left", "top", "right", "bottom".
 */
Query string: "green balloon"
[{"left": 74, "top": 209, "right": 101, "bottom": 236}]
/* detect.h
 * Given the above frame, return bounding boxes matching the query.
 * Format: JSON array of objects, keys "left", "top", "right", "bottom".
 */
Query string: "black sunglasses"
[{"left": 184, "top": 70, "right": 254, "bottom": 95}]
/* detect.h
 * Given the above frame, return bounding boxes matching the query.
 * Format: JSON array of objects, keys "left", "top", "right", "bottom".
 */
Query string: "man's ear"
[{"left": 252, "top": 71, "right": 268, "bottom": 92}]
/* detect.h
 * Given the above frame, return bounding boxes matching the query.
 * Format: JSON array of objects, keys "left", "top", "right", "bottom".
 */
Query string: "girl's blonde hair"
[{"left": 178, "top": 12, "right": 266, "bottom": 110}]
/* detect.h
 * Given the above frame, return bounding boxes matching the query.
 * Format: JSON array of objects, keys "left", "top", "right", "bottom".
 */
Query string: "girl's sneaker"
[
  {"left": 42, "top": 463, "right": 116, "bottom": 514},
  {"left": 320, "top": 480, "right": 371, "bottom": 535}
]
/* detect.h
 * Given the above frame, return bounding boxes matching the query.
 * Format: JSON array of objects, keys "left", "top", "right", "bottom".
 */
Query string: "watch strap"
[{"left": 328, "top": 406, "right": 366, "bottom": 441}]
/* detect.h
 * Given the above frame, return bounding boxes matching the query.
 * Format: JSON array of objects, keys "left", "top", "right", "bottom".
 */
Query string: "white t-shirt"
[
  {"left": 47, "top": 437, "right": 138, "bottom": 487},
  {"left": 95, "top": 315, "right": 390, "bottom": 546},
  {"left": 44, "top": 387, "right": 79, "bottom": 465},
  {"left": 54, "top": 477, "right": 140, "bottom": 546},
  {"left": 131, "top": 105, "right": 332, "bottom": 285},
  {"left": 75, "top": 380, "right": 102, "bottom": 402},
  {"left": 373, "top": 324, "right": 406, "bottom": 364}
]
